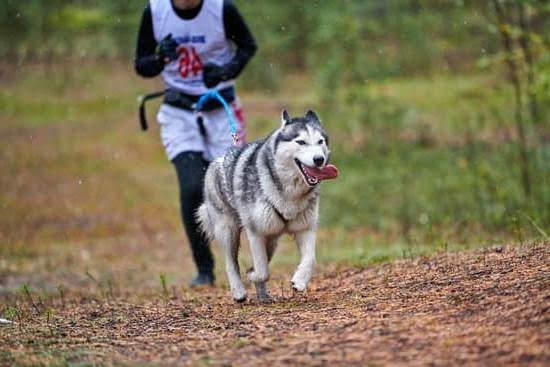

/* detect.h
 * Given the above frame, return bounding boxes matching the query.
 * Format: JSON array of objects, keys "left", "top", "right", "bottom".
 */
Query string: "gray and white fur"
[{"left": 197, "top": 109, "right": 332, "bottom": 302}]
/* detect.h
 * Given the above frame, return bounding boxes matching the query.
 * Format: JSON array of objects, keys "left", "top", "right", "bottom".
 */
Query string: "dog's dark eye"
[
  {"left": 295, "top": 140, "right": 306, "bottom": 146},
  {"left": 318, "top": 139, "right": 324, "bottom": 145}
]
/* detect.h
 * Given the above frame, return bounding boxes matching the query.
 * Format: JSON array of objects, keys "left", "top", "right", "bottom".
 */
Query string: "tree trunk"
[
  {"left": 492, "top": 0, "right": 531, "bottom": 198},
  {"left": 516, "top": 0, "right": 540, "bottom": 126}
]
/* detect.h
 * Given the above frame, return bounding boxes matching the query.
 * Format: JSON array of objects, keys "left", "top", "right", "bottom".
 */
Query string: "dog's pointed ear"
[
  {"left": 281, "top": 109, "right": 291, "bottom": 127},
  {"left": 305, "top": 110, "right": 321, "bottom": 125}
]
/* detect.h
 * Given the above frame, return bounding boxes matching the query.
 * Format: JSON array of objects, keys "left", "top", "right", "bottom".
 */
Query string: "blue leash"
[{"left": 194, "top": 90, "right": 239, "bottom": 145}]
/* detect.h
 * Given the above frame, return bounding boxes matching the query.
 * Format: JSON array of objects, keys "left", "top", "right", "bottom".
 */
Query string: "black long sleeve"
[
  {"left": 134, "top": 0, "right": 257, "bottom": 80},
  {"left": 222, "top": 0, "right": 257, "bottom": 80},
  {"left": 134, "top": 6, "right": 164, "bottom": 78}
]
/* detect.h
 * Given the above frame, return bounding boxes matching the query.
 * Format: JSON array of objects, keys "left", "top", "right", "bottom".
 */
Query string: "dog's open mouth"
[{"left": 295, "top": 159, "right": 339, "bottom": 187}]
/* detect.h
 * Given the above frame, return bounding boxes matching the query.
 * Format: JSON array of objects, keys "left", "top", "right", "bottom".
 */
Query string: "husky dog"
[{"left": 197, "top": 110, "right": 338, "bottom": 302}]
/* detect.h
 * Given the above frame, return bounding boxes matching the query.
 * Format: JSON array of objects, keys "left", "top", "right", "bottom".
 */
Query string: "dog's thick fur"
[{"left": 197, "top": 110, "right": 334, "bottom": 301}]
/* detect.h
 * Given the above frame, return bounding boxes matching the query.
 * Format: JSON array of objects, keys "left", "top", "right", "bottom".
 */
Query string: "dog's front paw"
[
  {"left": 231, "top": 284, "right": 247, "bottom": 303},
  {"left": 291, "top": 281, "right": 306, "bottom": 292},
  {"left": 291, "top": 276, "right": 308, "bottom": 292},
  {"left": 234, "top": 295, "right": 247, "bottom": 303},
  {"left": 291, "top": 264, "right": 313, "bottom": 292}
]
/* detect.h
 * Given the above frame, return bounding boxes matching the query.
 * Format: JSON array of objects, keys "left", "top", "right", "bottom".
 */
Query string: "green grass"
[
  {"left": 321, "top": 143, "right": 548, "bottom": 239},
  {"left": 315, "top": 70, "right": 549, "bottom": 248},
  {"left": 370, "top": 74, "right": 515, "bottom": 131},
  {"left": 0, "top": 63, "right": 548, "bottom": 280}
]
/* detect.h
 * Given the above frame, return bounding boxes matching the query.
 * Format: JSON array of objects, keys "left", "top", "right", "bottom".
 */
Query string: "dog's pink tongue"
[{"left": 304, "top": 164, "right": 339, "bottom": 180}]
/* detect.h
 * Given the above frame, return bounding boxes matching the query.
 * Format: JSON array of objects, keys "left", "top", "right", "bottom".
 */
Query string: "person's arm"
[
  {"left": 203, "top": 0, "right": 257, "bottom": 87},
  {"left": 134, "top": 6, "right": 164, "bottom": 78},
  {"left": 222, "top": 0, "right": 258, "bottom": 79}
]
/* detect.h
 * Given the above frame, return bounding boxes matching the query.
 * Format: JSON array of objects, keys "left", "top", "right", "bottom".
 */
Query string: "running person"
[{"left": 134, "top": 0, "right": 257, "bottom": 287}]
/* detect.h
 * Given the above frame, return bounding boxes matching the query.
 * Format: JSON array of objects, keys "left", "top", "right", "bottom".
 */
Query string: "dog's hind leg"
[
  {"left": 243, "top": 236, "right": 278, "bottom": 302},
  {"left": 256, "top": 237, "right": 282, "bottom": 301},
  {"left": 245, "top": 229, "right": 270, "bottom": 301},
  {"left": 266, "top": 236, "right": 280, "bottom": 263},
  {"left": 219, "top": 224, "right": 246, "bottom": 302},
  {"left": 291, "top": 230, "right": 317, "bottom": 292},
  {"left": 248, "top": 236, "right": 278, "bottom": 271}
]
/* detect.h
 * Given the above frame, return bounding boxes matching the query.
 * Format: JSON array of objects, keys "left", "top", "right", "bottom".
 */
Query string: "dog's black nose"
[{"left": 313, "top": 155, "right": 325, "bottom": 167}]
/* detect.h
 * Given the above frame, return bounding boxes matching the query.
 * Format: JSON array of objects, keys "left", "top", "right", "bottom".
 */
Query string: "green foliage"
[
  {"left": 532, "top": 43, "right": 550, "bottom": 117},
  {"left": 0, "top": 0, "right": 141, "bottom": 61},
  {"left": 0, "top": 1, "right": 548, "bottom": 253},
  {"left": 1, "top": 0, "right": 546, "bottom": 105},
  {"left": 2, "top": 306, "right": 20, "bottom": 322},
  {"left": 0, "top": 1, "right": 535, "bottom": 77},
  {"left": 321, "top": 143, "right": 549, "bottom": 238},
  {"left": 159, "top": 273, "right": 169, "bottom": 299},
  {"left": 315, "top": 70, "right": 549, "bottom": 243}
]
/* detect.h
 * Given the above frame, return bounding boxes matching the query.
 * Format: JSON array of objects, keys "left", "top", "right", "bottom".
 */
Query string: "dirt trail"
[{"left": 1, "top": 244, "right": 548, "bottom": 366}]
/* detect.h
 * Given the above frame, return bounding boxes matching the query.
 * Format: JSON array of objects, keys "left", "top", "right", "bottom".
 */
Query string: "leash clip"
[{"left": 194, "top": 90, "right": 239, "bottom": 146}]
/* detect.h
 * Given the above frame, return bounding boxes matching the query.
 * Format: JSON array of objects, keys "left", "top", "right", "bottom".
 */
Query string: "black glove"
[
  {"left": 157, "top": 33, "right": 178, "bottom": 64},
  {"left": 202, "top": 63, "right": 231, "bottom": 88}
]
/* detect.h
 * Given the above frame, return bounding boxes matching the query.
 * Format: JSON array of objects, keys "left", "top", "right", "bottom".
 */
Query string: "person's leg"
[
  {"left": 171, "top": 151, "right": 215, "bottom": 286},
  {"left": 157, "top": 104, "right": 214, "bottom": 287}
]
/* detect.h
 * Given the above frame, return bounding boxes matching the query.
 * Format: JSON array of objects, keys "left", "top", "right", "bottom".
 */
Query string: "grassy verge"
[{"left": 0, "top": 64, "right": 547, "bottom": 283}]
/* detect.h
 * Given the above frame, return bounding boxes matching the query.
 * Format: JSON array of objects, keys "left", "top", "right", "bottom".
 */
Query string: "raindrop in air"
[{"left": 419, "top": 213, "right": 429, "bottom": 225}]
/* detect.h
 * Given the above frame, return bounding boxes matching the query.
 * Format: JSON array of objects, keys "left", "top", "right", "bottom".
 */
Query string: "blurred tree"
[
  {"left": 485, "top": 0, "right": 549, "bottom": 198},
  {"left": 491, "top": 0, "right": 531, "bottom": 197},
  {"left": 1, "top": 0, "right": 548, "bottom": 107}
]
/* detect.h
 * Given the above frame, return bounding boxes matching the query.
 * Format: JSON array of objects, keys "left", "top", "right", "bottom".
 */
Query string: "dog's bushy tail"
[{"left": 196, "top": 203, "right": 215, "bottom": 242}]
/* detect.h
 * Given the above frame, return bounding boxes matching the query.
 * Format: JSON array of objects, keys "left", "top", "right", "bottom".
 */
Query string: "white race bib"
[{"left": 150, "top": 0, "right": 235, "bottom": 95}]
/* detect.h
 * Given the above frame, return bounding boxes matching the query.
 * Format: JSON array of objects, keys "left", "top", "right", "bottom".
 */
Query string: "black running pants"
[{"left": 171, "top": 151, "right": 214, "bottom": 275}]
